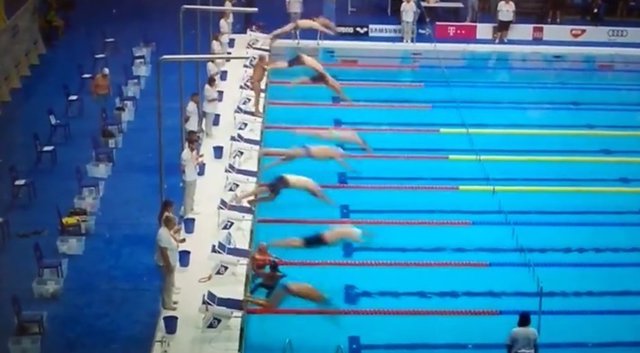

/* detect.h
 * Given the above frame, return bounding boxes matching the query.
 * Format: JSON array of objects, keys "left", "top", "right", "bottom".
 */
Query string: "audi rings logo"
[{"left": 607, "top": 29, "right": 628, "bottom": 38}]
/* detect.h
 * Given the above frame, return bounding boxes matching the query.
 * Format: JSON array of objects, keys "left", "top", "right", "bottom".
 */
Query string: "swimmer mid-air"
[
  {"left": 270, "top": 226, "right": 367, "bottom": 248},
  {"left": 294, "top": 128, "right": 372, "bottom": 152},
  {"left": 269, "top": 53, "right": 350, "bottom": 102},
  {"left": 232, "top": 174, "right": 332, "bottom": 206},
  {"left": 269, "top": 17, "right": 337, "bottom": 39},
  {"left": 245, "top": 282, "right": 329, "bottom": 309},
  {"left": 261, "top": 145, "right": 352, "bottom": 170},
  {"left": 250, "top": 262, "right": 286, "bottom": 297}
]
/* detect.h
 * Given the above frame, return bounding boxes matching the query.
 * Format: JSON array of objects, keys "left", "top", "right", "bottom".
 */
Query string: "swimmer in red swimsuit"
[
  {"left": 270, "top": 226, "right": 366, "bottom": 248},
  {"left": 268, "top": 54, "right": 350, "bottom": 102}
]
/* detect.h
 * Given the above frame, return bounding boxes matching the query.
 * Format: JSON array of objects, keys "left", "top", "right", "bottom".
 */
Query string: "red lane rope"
[
  {"left": 246, "top": 308, "right": 500, "bottom": 316},
  {"left": 277, "top": 260, "right": 488, "bottom": 267},
  {"left": 257, "top": 219, "right": 472, "bottom": 226},
  {"left": 318, "top": 184, "right": 460, "bottom": 191},
  {"left": 269, "top": 80, "right": 423, "bottom": 88}
]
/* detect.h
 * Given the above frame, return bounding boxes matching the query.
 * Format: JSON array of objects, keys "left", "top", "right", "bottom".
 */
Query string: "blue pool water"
[{"left": 243, "top": 47, "right": 640, "bottom": 353}]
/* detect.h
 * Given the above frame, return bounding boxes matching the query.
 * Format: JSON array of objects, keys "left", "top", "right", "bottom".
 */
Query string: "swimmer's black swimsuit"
[
  {"left": 302, "top": 233, "right": 328, "bottom": 248},
  {"left": 266, "top": 175, "right": 290, "bottom": 196},
  {"left": 286, "top": 54, "right": 304, "bottom": 68},
  {"left": 309, "top": 72, "right": 328, "bottom": 84}
]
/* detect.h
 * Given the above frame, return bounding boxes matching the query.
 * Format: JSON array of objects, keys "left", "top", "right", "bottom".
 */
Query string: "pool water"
[{"left": 242, "top": 46, "right": 640, "bottom": 353}]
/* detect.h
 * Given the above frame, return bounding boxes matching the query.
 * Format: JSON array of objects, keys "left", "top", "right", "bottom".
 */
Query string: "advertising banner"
[
  {"left": 368, "top": 24, "right": 402, "bottom": 37},
  {"left": 434, "top": 23, "right": 477, "bottom": 40},
  {"left": 476, "top": 23, "right": 640, "bottom": 44},
  {"left": 336, "top": 25, "right": 369, "bottom": 37}
]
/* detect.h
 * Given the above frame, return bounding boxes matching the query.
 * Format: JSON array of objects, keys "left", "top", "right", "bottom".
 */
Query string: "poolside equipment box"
[
  {"left": 73, "top": 195, "right": 100, "bottom": 214},
  {"left": 56, "top": 236, "right": 86, "bottom": 255},
  {"left": 32, "top": 278, "right": 63, "bottom": 299},
  {"left": 86, "top": 162, "right": 112, "bottom": 179},
  {"left": 8, "top": 335, "right": 41, "bottom": 353}
]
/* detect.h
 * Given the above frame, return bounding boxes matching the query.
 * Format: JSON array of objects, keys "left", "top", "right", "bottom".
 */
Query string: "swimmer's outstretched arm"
[
  {"left": 234, "top": 186, "right": 269, "bottom": 202},
  {"left": 290, "top": 77, "right": 312, "bottom": 85},
  {"left": 244, "top": 296, "right": 269, "bottom": 308},
  {"left": 266, "top": 60, "right": 290, "bottom": 70},
  {"left": 261, "top": 156, "right": 297, "bottom": 171},
  {"left": 312, "top": 188, "right": 333, "bottom": 205}
]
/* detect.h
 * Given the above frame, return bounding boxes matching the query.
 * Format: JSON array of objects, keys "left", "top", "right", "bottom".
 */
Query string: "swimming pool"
[{"left": 242, "top": 43, "right": 640, "bottom": 353}]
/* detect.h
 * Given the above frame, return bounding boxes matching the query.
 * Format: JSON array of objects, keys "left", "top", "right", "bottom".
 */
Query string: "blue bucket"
[
  {"left": 213, "top": 146, "right": 224, "bottom": 159},
  {"left": 178, "top": 250, "right": 191, "bottom": 268},
  {"left": 229, "top": 38, "right": 236, "bottom": 48},
  {"left": 212, "top": 113, "right": 221, "bottom": 127},
  {"left": 183, "top": 217, "right": 195, "bottom": 234},
  {"left": 163, "top": 315, "right": 178, "bottom": 334},
  {"left": 197, "top": 163, "right": 206, "bottom": 176},
  {"left": 220, "top": 70, "right": 228, "bottom": 82},
  {"left": 217, "top": 90, "right": 224, "bottom": 102}
]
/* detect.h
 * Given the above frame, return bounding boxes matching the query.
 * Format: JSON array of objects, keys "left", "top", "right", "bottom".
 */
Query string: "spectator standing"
[
  {"left": 547, "top": 0, "right": 564, "bottom": 23},
  {"left": 224, "top": 0, "right": 234, "bottom": 31},
  {"left": 495, "top": 0, "right": 515, "bottom": 43},
  {"left": 590, "top": 0, "right": 604, "bottom": 23},
  {"left": 506, "top": 312, "right": 539, "bottom": 353},
  {"left": 400, "top": 0, "right": 417, "bottom": 43},
  {"left": 209, "top": 33, "right": 225, "bottom": 75},
  {"left": 92, "top": 68, "right": 111, "bottom": 108},
  {"left": 467, "top": 0, "right": 479, "bottom": 22},
  {"left": 286, "top": 0, "right": 304, "bottom": 22}
]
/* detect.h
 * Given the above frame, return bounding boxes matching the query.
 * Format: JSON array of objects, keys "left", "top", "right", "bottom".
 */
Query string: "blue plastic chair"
[
  {"left": 75, "top": 166, "right": 101, "bottom": 195},
  {"left": 33, "top": 133, "right": 57, "bottom": 166},
  {"left": 9, "top": 165, "right": 36, "bottom": 203},
  {"left": 63, "top": 84, "right": 83, "bottom": 118},
  {"left": 33, "top": 242, "right": 63, "bottom": 278},
  {"left": 11, "top": 295, "right": 45, "bottom": 335},
  {"left": 77, "top": 64, "right": 93, "bottom": 92},
  {"left": 91, "top": 135, "right": 116, "bottom": 164},
  {"left": 102, "top": 30, "right": 118, "bottom": 54},
  {"left": 47, "top": 109, "right": 71, "bottom": 142},
  {"left": 0, "top": 217, "right": 9, "bottom": 247}
]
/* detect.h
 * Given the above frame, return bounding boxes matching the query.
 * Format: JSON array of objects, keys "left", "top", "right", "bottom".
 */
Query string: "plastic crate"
[
  {"left": 56, "top": 236, "right": 86, "bottom": 255},
  {"left": 86, "top": 162, "right": 112, "bottom": 178},
  {"left": 74, "top": 195, "right": 100, "bottom": 213},
  {"left": 103, "top": 135, "right": 123, "bottom": 149},
  {"left": 8, "top": 335, "right": 41, "bottom": 353},
  {"left": 32, "top": 278, "right": 63, "bottom": 299}
]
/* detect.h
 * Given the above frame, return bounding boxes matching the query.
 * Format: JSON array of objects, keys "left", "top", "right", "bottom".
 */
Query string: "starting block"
[
  {"left": 225, "top": 163, "right": 257, "bottom": 178},
  {"left": 231, "top": 133, "right": 261, "bottom": 147},
  {"left": 217, "top": 199, "right": 254, "bottom": 220},
  {"left": 239, "top": 71, "right": 266, "bottom": 93},
  {"left": 223, "top": 173, "right": 255, "bottom": 198},
  {"left": 199, "top": 291, "right": 243, "bottom": 331},
  {"left": 218, "top": 217, "right": 252, "bottom": 244},
  {"left": 234, "top": 94, "right": 259, "bottom": 116},
  {"left": 228, "top": 141, "right": 259, "bottom": 171}
]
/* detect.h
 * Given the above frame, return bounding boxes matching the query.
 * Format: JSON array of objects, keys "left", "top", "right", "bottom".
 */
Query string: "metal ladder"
[{"left": 335, "top": 345, "right": 345, "bottom": 353}]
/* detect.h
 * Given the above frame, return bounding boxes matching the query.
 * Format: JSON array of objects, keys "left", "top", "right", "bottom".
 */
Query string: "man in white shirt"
[
  {"left": 184, "top": 93, "right": 200, "bottom": 134},
  {"left": 219, "top": 12, "right": 231, "bottom": 54},
  {"left": 156, "top": 215, "right": 179, "bottom": 310},
  {"left": 224, "top": 0, "right": 234, "bottom": 31},
  {"left": 286, "top": 0, "right": 303, "bottom": 22},
  {"left": 202, "top": 76, "right": 218, "bottom": 138},
  {"left": 496, "top": 0, "right": 515, "bottom": 43},
  {"left": 210, "top": 34, "right": 225, "bottom": 72},
  {"left": 181, "top": 140, "right": 199, "bottom": 216},
  {"left": 400, "top": 0, "right": 417, "bottom": 43}
]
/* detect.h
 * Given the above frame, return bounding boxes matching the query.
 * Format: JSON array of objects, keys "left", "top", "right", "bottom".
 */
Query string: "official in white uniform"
[
  {"left": 400, "top": 0, "right": 417, "bottom": 43},
  {"left": 202, "top": 76, "right": 218, "bottom": 138},
  {"left": 184, "top": 93, "right": 200, "bottom": 134},
  {"left": 219, "top": 12, "right": 231, "bottom": 54}
]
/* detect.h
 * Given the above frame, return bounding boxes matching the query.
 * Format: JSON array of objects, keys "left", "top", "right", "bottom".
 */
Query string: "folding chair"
[
  {"left": 11, "top": 295, "right": 45, "bottom": 335},
  {"left": 9, "top": 165, "right": 37, "bottom": 203},
  {"left": 102, "top": 30, "right": 118, "bottom": 54},
  {"left": 0, "top": 217, "right": 9, "bottom": 247},
  {"left": 63, "top": 84, "right": 83, "bottom": 118},
  {"left": 33, "top": 133, "right": 57, "bottom": 166},
  {"left": 92, "top": 50, "right": 108, "bottom": 72},
  {"left": 47, "top": 109, "right": 71, "bottom": 142},
  {"left": 56, "top": 207, "right": 84, "bottom": 236},
  {"left": 100, "top": 107, "right": 123, "bottom": 134},
  {"left": 77, "top": 64, "right": 93, "bottom": 92},
  {"left": 33, "top": 242, "right": 64, "bottom": 278},
  {"left": 75, "top": 166, "right": 102, "bottom": 196}
]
